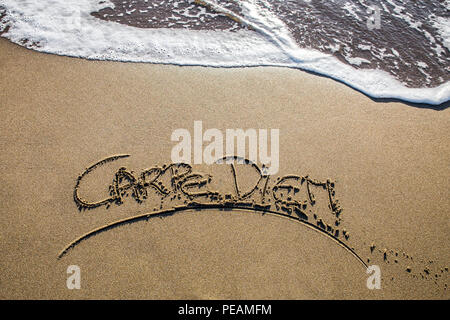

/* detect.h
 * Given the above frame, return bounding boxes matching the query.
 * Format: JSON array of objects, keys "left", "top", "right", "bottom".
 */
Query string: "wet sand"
[{"left": 0, "top": 38, "right": 448, "bottom": 299}]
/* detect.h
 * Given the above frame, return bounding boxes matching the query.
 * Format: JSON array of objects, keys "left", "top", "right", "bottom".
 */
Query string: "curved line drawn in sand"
[{"left": 63, "top": 154, "right": 366, "bottom": 268}]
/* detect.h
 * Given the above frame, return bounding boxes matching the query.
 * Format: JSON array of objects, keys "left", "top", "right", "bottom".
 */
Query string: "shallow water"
[{"left": 1, "top": 0, "right": 449, "bottom": 104}]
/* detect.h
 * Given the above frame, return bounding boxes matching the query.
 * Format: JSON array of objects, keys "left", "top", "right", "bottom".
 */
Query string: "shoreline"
[
  {"left": 0, "top": 36, "right": 448, "bottom": 107},
  {"left": 1, "top": 0, "right": 449, "bottom": 106}
]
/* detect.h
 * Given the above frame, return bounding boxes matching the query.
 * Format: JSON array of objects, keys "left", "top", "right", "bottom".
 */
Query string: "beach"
[{"left": 0, "top": 37, "right": 448, "bottom": 299}]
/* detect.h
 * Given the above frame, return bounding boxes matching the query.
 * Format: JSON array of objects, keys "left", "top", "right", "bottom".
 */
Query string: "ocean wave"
[{"left": 0, "top": 0, "right": 449, "bottom": 105}]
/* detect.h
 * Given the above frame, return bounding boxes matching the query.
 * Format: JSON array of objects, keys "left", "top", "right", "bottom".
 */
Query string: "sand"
[{"left": 0, "top": 38, "right": 448, "bottom": 299}]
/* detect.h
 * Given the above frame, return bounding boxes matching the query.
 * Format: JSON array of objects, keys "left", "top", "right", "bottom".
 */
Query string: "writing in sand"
[{"left": 60, "top": 154, "right": 361, "bottom": 263}]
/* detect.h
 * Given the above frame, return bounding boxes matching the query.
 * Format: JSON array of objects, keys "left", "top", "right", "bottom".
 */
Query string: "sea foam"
[{"left": 0, "top": 0, "right": 449, "bottom": 105}]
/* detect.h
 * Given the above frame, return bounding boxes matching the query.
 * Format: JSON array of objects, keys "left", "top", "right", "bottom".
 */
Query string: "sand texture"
[{"left": 0, "top": 38, "right": 448, "bottom": 299}]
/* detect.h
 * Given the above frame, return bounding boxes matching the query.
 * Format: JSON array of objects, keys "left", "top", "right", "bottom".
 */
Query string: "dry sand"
[{"left": 0, "top": 38, "right": 448, "bottom": 299}]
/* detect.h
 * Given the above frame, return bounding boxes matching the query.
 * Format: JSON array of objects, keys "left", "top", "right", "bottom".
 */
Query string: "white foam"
[
  {"left": 0, "top": 0, "right": 449, "bottom": 105},
  {"left": 345, "top": 56, "right": 370, "bottom": 66},
  {"left": 342, "top": 2, "right": 362, "bottom": 22},
  {"left": 431, "top": 15, "right": 450, "bottom": 51}
]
